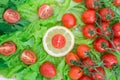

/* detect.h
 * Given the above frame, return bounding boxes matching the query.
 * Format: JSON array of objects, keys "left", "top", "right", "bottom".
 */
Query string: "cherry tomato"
[
  {"left": 91, "top": 67, "right": 105, "bottom": 80},
  {"left": 73, "top": 0, "right": 82, "bottom": 3},
  {"left": 97, "top": 22, "right": 110, "bottom": 36},
  {"left": 102, "top": 53, "right": 118, "bottom": 69},
  {"left": 0, "top": 41, "right": 16, "bottom": 56},
  {"left": 65, "top": 52, "right": 79, "bottom": 66},
  {"left": 113, "top": 0, "right": 120, "bottom": 6},
  {"left": 99, "top": 8, "right": 114, "bottom": 22},
  {"left": 38, "top": 4, "right": 53, "bottom": 19},
  {"left": 112, "top": 23, "right": 120, "bottom": 38},
  {"left": 77, "top": 44, "right": 90, "bottom": 59},
  {"left": 21, "top": 50, "right": 37, "bottom": 65},
  {"left": 79, "top": 75, "right": 93, "bottom": 80},
  {"left": 113, "top": 38, "right": 120, "bottom": 51},
  {"left": 40, "top": 62, "right": 56, "bottom": 78},
  {"left": 82, "top": 24, "right": 97, "bottom": 39},
  {"left": 85, "top": 0, "right": 100, "bottom": 10},
  {"left": 3, "top": 9, "right": 20, "bottom": 24},
  {"left": 62, "top": 13, "right": 76, "bottom": 28},
  {"left": 93, "top": 38, "right": 110, "bottom": 52},
  {"left": 52, "top": 34, "right": 66, "bottom": 49},
  {"left": 82, "top": 57, "right": 95, "bottom": 71},
  {"left": 68, "top": 66, "right": 83, "bottom": 80},
  {"left": 82, "top": 10, "right": 97, "bottom": 24}
]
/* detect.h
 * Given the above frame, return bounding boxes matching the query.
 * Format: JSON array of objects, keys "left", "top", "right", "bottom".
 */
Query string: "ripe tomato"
[
  {"left": 52, "top": 34, "right": 66, "bottom": 49},
  {"left": 40, "top": 62, "right": 56, "bottom": 78},
  {"left": 82, "top": 57, "right": 95, "bottom": 71},
  {"left": 73, "top": 0, "right": 82, "bottom": 3},
  {"left": 99, "top": 8, "right": 114, "bottom": 22},
  {"left": 21, "top": 50, "right": 37, "bottom": 65},
  {"left": 91, "top": 67, "right": 105, "bottom": 80},
  {"left": 3, "top": 9, "right": 20, "bottom": 24},
  {"left": 113, "top": 38, "right": 120, "bottom": 51},
  {"left": 82, "top": 24, "right": 97, "bottom": 39},
  {"left": 68, "top": 66, "right": 83, "bottom": 80},
  {"left": 38, "top": 4, "right": 53, "bottom": 19},
  {"left": 62, "top": 13, "right": 76, "bottom": 28},
  {"left": 65, "top": 52, "right": 79, "bottom": 66},
  {"left": 97, "top": 22, "right": 110, "bottom": 36},
  {"left": 113, "top": 0, "right": 120, "bottom": 6},
  {"left": 77, "top": 44, "right": 90, "bottom": 59},
  {"left": 0, "top": 41, "right": 16, "bottom": 56},
  {"left": 102, "top": 53, "right": 118, "bottom": 69},
  {"left": 82, "top": 10, "right": 97, "bottom": 24},
  {"left": 93, "top": 38, "right": 110, "bottom": 52},
  {"left": 85, "top": 0, "right": 100, "bottom": 10},
  {"left": 112, "top": 23, "right": 120, "bottom": 38},
  {"left": 79, "top": 75, "right": 93, "bottom": 80}
]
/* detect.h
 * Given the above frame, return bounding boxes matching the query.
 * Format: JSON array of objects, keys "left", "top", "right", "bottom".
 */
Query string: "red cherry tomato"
[
  {"left": 77, "top": 44, "right": 90, "bottom": 59},
  {"left": 79, "top": 75, "right": 93, "bottom": 80},
  {"left": 0, "top": 41, "right": 16, "bottom": 56},
  {"left": 112, "top": 23, "right": 120, "bottom": 37},
  {"left": 113, "top": 38, "right": 120, "bottom": 51},
  {"left": 93, "top": 38, "right": 110, "bottom": 52},
  {"left": 82, "top": 24, "right": 97, "bottom": 39},
  {"left": 65, "top": 52, "right": 79, "bottom": 66},
  {"left": 97, "top": 22, "right": 110, "bottom": 36},
  {"left": 40, "top": 62, "right": 56, "bottom": 78},
  {"left": 68, "top": 66, "right": 83, "bottom": 80},
  {"left": 82, "top": 57, "right": 95, "bottom": 71},
  {"left": 38, "top": 4, "right": 53, "bottom": 19},
  {"left": 73, "top": 0, "right": 82, "bottom": 3},
  {"left": 62, "top": 13, "right": 76, "bottom": 28},
  {"left": 113, "top": 0, "right": 120, "bottom": 6},
  {"left": 3, "top": 9, "right": 20, "bottom": 24},
  {"left": 99, "top": 8, "right": 114, "bottom": 22},
  {"left": 21, "top": 50, "right": 37, "bottom": 65},
  {"left": 82, "top": 10, "right": 97, "bottom": 24},
  {"left": 52, "top": 34, "right": 66, "bottom": 49},
  {"left": 102, "top": 53, "right": 118, "bottom": 69},
  {"left": 85, "top": 0, "right": 100, "bottom": 10},
  {"left": 91, "top": 67, "right": 105, "bottom": 80}
]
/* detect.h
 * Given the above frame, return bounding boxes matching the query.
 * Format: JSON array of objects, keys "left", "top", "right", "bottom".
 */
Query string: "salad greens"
[{"left": 0, "top": 0, "right": 120, "bottom": 80}]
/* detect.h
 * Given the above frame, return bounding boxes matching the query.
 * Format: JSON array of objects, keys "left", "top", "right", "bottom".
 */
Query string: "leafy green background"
[{"left": 0, "top": 0, "right": 120, "bottom": 80}]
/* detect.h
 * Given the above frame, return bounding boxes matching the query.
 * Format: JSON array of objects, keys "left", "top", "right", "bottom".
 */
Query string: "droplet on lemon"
[{"left": 43, "top": 26, "right": 75, "bottom": 57}]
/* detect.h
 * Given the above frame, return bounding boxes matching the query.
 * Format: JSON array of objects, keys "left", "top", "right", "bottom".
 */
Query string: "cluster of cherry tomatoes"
[{"left": 65, "top": 0, "right": 120, "bottom": 80}]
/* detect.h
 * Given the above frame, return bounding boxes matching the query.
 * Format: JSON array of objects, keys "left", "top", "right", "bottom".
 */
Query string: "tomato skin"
[
  {"left": 79, "top": 75, "right": 93, "bottom": 80},
  {"left": 99, "top": 8, "right": 114, "bottom": 22},
  {"left": 97, "top": 22, "right": 110, "bottom": 36},
  {"left": 3, "top": 9, "right": 20, "bottom": 24},
  {"left": 21, "top": 50, "right": 37, "bottom": 65},
  {"left": 93, "top": 38, "right": 110, "bottom": 52},
  {"left": 113, "top": 0, "right": 120, "bottom": 6},
  {"left": 38, "top": 4, "right": 53, "bottom": 19},
  {"left": 113, "top": 38, "right": 120, "bottom": 51},
  {"left": 62, "top": 13, "right": 76, "bottom": 28},
  {"left": 82, "top": 57, "right": 95, "bottom": 71},
  {"left": 102, "top": 53, "right": 118, "bottom": 69},
  {"left": 65, "top": 52, "right": 79, "bottom": 66},
  {"left": 0, "top": 41, "right": 16, "bottom": 56},
  {"left": 77, "top": 44, "right": 90, "bottom": 59},
  {"left": 112, "top": 23, "right": 120, "bottom": 38},
  {"left": 82, "top": 24, "right": 96, "bottom": 39},
  {"left": 85, "top": 0, "right": 100, "bottom": 10},
  {"left": 82, "top": 10, "right": 97, "bottom": 24},
  {"left": 68, "top": 66, "right": 83, "bottom": 80},
  {"left": 40, "top": 62, "right": 56, "bottom": 78},
  {"left": 91, "top": 67, "right": 105, "bottom": 80},
  {"left": 73, "top": 0, "right": 82, "bottom": 3}
]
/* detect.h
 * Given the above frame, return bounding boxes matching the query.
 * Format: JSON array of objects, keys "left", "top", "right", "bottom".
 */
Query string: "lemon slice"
[{"left": 43, "top": 26, "right": 74, "bottom": 57}]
